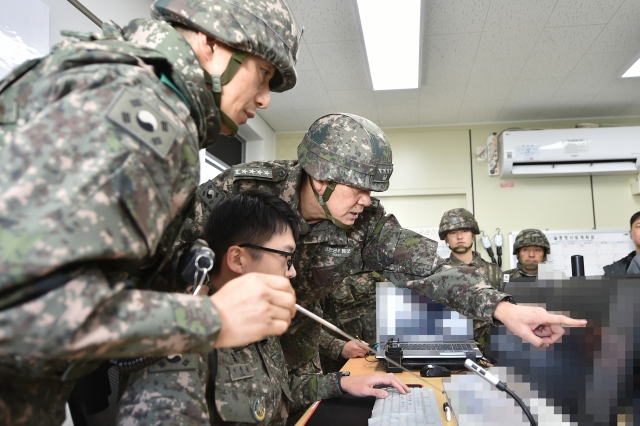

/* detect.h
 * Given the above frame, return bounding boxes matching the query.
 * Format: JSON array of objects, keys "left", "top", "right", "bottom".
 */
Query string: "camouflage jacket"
[
  {"left": 118, "top": 337, "right": 343, "bottom": 426},
  {"left": 504, "top": 262, "right": 537, "bottom": 278},
  {"left": 0, "top": 19, "right": 222, "bottom": 359},
  {"left": 444, "top": 252, "right": 503, "bottom": 344},
  {"left": 319, "top": 273, "right": 378, "bottom": 360},
  {"left": 184, "top": 161, "right": 509, "bottom": 368}
]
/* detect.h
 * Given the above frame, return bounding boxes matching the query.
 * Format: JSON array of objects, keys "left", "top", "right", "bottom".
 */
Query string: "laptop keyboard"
[
  {"left": 400, "top": 343, "right": 474, "bottom": 351},
  {"left": 368, "top": 387, "right": 444, "bottom": 426}
]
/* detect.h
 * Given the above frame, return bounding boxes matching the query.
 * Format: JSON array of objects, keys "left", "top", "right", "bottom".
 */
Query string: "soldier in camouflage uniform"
[
  {"left": 118, "top": 191, "right": 408, "bottom": 425},
  {"left": 0, "top": 0, "right": 302, "bottom": 423},
  {"left": 184, "top": 113, "right": 585, "bottom": 420},
  {"left": 438, "top": 208, "right": 503, "bottom": 346},
  {"left": 319, "top": 273, "right": 378, "bottom": 373},
  {"left": 504, "top": 229, "right": 551, "bottom": 278}
]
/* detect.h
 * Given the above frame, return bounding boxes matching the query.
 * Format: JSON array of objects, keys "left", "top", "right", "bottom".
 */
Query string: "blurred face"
[
  {"left": 444, "top": 230, "right": 474, "bottom": 250},
  {"left": 242, "top": 227, "right": 297, "bottom": 279},
  {"left": 325, "top": 183, "right": 372, "bottom": 226},
  {"left": 219, "top": 53, "right": 274, "bottom": 133},
  {"left": 518, "top": 246, "right": 545, "bottom": 272},
  {"left": 631, "top": 218, "right": 640, "bottom": 251}
]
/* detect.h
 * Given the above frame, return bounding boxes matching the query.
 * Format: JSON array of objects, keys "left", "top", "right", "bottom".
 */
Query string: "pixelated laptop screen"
[{"left": 376, "top": 282, "right": 473, "bottom": 344}]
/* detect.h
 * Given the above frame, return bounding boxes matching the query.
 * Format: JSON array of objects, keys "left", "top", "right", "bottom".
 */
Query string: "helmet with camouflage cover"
[
  {"left": 512, "top": 229, "right": 550, "bottom": 255},
  {"left": 151, "top": 0, "right": 301, "bottom": 134},
  {"left": 438, "top": 208, "right": 480, "bottom": 240},
  {"left": 297, "top": 113, "right": 393, "bottom": 230}
]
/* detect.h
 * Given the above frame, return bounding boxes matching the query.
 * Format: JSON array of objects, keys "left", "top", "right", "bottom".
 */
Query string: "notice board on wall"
[
  {"left": 407, "top": 226, "right": 451, "bottom": 259},
  {"left": 508, "top": 229, "right": 634, "bottom": 276}
]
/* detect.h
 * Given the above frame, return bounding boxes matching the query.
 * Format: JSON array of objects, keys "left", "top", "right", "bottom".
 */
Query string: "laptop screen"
[{"left": 376, "top": 282, "right": 473, "bottom": 344}]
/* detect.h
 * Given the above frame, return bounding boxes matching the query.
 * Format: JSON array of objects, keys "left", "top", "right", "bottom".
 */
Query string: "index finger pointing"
[{"left": 546, "top": 315, "right": 587, "bottom": 327}]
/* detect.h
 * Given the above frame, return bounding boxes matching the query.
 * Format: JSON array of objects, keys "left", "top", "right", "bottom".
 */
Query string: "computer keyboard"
[
  {"left": 368, "top": 387, "right": 445, "bottom": 426},
  {"left": 401, "top": 343, "right": 474, "bottom": 351}
]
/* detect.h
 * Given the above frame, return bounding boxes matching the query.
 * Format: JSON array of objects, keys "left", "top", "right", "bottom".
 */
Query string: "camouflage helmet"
[
  {"left": 297, "top": 113, "right": 394, "bottom": 192},
  {"left": 438, "top": 208, "right": 480, "bottom": 240},
  {"left": 513, "top": 229, "right": 551, "bottom": 255},
  {"left": 151, "top": 0, "right": 300, "bottom": 92}
]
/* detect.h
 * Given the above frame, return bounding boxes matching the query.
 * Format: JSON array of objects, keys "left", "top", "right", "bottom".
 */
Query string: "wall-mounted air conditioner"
[{"left": 499, "top": 126, "right": 640, "bottom": 178}]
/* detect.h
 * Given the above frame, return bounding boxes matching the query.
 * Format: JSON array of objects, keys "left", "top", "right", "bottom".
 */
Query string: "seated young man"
[
  {"left": 117, "top": 190, "right": 408, "bottom": 425},
  {"left": 604, "top": 211, "right": 640, "bottom": 274}
]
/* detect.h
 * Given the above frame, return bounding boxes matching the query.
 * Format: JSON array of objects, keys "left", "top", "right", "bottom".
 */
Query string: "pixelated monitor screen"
[
  {"left": 376, "top": 282, "right": 472, "bottom": 344},
  {"left": 484, "top": 277, "right": 640, "bottom": 426}
]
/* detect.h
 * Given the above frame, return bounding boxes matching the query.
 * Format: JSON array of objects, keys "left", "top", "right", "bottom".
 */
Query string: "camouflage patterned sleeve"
[
  {"left": 318, "top": 328, "right": 346, "bottom": 361},
  {"left": 362, "top": 208, "right": 510, "bottom": 323},
  {"left": 287, "top": 361, "right": 342, "bottom": 414},
  {"left": 117, "top": 353, "right": 209, "bottom": 426},
  {"left": 0, "top": 268, "right": 222, "bottom": 359}
]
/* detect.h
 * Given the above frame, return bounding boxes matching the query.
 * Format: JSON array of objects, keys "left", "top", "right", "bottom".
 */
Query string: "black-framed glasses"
[{"left": 239, "top": 244, "right": 295, "bottom": 270}]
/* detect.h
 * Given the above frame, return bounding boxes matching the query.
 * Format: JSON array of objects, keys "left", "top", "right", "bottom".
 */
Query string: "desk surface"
[{"left": 295, "top": 358, "right": 454, "bottom": 425}]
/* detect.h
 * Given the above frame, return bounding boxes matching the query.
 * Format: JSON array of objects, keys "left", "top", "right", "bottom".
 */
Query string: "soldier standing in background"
[
  {"left": 0, "top": 0, "right": 302, "bottom": 423},
  {"left": 319, "top": 273, "right": 378, "bottom": 373},
  {"left": 504, "top": 229, "right": 551, "bottom": 278},
  {"left": 439, "top": 208, "right": 503, "bottom": 346},
  {"left": 184, "top": 112, "right": 586, "bottom": 419}
]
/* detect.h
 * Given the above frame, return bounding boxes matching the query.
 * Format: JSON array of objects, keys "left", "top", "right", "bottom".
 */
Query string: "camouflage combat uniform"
[
  {"left": 504, "top": 229, "right": 551, "bottom": 279},
  {"left": 0, "top": 0, "right": 301, "bottom": 421},
  {"left": 319, "top": 273, "right": 378, "bottom": 373},
  {"left": 0, "top": 19, "right": 223, "bottom": 425},
  {"left": 118, "top": 331, "right": 343, "bottom": 425},
  {"left": 444, "top": 252, "right": 503, "bottom": 345},
  {"left": 437, "top": 208, "right": 503, "bottom": 346}
]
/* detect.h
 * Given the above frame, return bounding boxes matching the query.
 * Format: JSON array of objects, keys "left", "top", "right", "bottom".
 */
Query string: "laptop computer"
[{"left": 375, "top": 282, "right": 482, "bottom": 366}]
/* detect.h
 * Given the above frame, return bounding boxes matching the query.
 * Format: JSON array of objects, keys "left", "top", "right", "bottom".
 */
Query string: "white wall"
[{"left": 240, "top": 113, "right": 276, "bottom": 162}]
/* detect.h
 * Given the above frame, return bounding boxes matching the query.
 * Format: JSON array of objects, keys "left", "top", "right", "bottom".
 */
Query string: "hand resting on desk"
[{"left": 341, "top": 373, "right": 411, "bottom": 398}]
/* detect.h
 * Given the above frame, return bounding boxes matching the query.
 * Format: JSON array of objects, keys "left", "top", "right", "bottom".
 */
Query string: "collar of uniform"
[
  {"left": 300, "top": 220, "right": 348, "bottom": 245},
  {"left": 447, "top": 250, "right": 482, "bottom": 267},
  {"left": 516, "top": 262, "right": 537, "bottom": 277},
  {"left": 122, "top": 19, "right": 219, "bottom": 148}
]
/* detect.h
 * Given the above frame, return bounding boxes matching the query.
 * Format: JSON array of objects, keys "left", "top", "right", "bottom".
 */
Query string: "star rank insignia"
[
  {"left": 106, "top": 88, "right": 178, "bottom": 158},
  {"left": 373, "top": 163, "right": 394, "bottom": 183},
  {"left": 232, "top": 165, "right": 273, "bottom": 179}
]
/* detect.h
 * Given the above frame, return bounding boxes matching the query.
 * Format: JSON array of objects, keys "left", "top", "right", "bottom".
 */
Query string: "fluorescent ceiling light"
[
  {"left": 357, "top": 0, "right": 421, "bottom": 91},
  {"left": 622, "top": 57, "right": 640, "bottom": 78}
]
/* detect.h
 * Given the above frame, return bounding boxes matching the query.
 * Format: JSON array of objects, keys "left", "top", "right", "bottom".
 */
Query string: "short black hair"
[
  {"left": 631, "top": 211, "right": 640, "bottom": 228},
  {"left": 203, "top": 189, "right": 300, "bottom": 273}
]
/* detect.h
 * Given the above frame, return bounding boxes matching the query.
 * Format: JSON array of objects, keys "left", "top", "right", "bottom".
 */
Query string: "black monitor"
[{"left": 487, "top": 277, "right": 640, "bottom": 425}]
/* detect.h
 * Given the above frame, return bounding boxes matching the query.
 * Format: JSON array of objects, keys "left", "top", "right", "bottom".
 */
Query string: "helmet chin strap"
[
  {"left": 204, "top": 50, "right": 247, "bottom": 137},
  {"left": 308, "top": 175, "right": 352, "bottom": 230},
  {"left": 517, "top": 254, "right": 547, "bottom": 271},
  {"left": 451, "top": 244, "right": 473, "bottom": 254}
]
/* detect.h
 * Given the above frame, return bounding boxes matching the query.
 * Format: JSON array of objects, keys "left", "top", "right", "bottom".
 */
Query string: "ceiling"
[{"left": 258, "top": 0, "right": 640, "bottom": 133}]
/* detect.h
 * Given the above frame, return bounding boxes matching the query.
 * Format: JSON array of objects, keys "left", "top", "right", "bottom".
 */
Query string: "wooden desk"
[{"left": 296, "top": 358, "right": 454, "bottom": 425}]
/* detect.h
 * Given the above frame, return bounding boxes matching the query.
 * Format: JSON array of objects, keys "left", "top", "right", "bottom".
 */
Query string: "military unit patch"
[{"left": 106, "top": 88, "right": 178, "bottom": 158}]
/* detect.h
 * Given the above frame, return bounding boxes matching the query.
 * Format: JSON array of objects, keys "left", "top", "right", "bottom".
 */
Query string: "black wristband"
[{"left": 336, "top": 371, "right": 350, "bottom": 394}]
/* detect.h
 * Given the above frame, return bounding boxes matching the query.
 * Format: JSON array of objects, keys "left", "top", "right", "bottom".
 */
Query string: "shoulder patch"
[
  {"left": 149, "top": 354, "right": 199, "bottom": 373},
  {"left": 106, "top": 88, "right": 178, "bottom": 158},
  {"left": 199, "top": 180, "right": 225, "bottom": 210}
]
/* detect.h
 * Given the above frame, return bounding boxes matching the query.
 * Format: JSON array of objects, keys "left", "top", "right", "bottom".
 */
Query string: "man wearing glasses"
[{"left": 118, "top": 190, "right": 408, "bottom": 425}]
